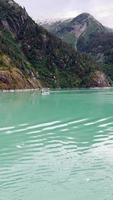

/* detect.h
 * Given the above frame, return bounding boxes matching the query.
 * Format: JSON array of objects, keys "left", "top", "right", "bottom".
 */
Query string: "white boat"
[{"left": 41, "top": 88, "right": 50, "bottom": 95}]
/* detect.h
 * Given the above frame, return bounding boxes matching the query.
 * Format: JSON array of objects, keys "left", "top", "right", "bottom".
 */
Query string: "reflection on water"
[{"left": 0, "top": 89, "right": 113, "bottom": 200}]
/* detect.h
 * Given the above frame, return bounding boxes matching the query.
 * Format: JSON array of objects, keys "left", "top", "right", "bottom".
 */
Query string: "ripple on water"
[{"left": 0, "top": 115, "right": 113, "bottom": 200}]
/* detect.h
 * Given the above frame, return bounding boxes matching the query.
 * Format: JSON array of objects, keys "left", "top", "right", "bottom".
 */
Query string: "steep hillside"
[
  {"left": 0, "top": 1, "right": 110, "bottom": 89},
  {"left": 42, "top": 13, "right": 108, "bottom": 49},
  {"left": 42, "top": 13, "right": 113, "bottom": 82}
]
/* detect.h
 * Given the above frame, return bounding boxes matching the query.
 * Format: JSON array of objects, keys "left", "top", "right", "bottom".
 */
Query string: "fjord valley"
[
  {"left": 0, "top": 0, "right": 110, "bottom": 90},
  {"left": 1, "top": 1, "right": 113, "bottom": 200},
  {"left": 42, "top": 13, "right": 113, "bottom": 83}
]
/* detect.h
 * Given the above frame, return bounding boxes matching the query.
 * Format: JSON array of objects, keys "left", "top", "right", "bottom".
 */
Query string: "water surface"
[{"left": 0, "top": 89, "right": 113, "bottom": 200}]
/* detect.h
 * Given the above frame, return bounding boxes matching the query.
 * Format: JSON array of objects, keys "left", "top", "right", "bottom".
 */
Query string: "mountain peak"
[
  {"left": 42, "top": 12, "right": 106, "bottom": 48},
  {"left": 71, "top": 13, "right": 97, "bottom": 24},
  {"left": 74, "top": 12, "right": 92, "bottom": 19}
]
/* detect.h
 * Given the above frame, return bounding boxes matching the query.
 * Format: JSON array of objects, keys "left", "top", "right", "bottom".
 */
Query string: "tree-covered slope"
[
  {"left": 42, "top": 13, "right": 107, "bottom": 49},
  {"left": 0, "top": 1, "right": 110, "bottom": 89},
  {"left": 42, "top": 13, "right": 113, "bottom": 83}
]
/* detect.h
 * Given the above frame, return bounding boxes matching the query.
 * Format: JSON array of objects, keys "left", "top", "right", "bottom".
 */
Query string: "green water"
[{"left": 0, "top": 89, "right": 113, "bottom": 200}]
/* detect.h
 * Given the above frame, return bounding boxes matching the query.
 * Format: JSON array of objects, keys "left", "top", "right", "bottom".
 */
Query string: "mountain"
[
  {"left": 42, "top": 13, "right": 113, "bottom": 82},
  {"left": 42, "top": 13, "right": 107, "bottom": 48},
  {"left": 0, "top": 1, "right": 110, "bottom": 89}
]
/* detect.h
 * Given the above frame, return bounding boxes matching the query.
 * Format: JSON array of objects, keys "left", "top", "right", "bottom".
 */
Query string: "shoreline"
[
  {"left": 0, "top": 88, "right": 41, "bottom": 93},
  {"left": 0, "top": 87, "right": 112, "bottom": 93}
]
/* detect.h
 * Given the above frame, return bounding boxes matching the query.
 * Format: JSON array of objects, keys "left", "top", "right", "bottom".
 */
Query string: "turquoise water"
[{"left": 0, "top": 89, "right": 113, "bottom": 200}]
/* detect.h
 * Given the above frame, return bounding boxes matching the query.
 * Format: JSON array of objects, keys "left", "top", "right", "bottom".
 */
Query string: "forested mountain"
[
  {"left": 0, "top": 1, "right": 110, "bottom": 89},
  {"left": 43, "top": 13, "right": 113, "bottom": 82}
]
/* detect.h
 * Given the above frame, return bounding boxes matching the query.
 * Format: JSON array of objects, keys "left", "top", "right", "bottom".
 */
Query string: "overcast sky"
[{"left": 16, "top": 0, "right": 113, "bottom": 27}]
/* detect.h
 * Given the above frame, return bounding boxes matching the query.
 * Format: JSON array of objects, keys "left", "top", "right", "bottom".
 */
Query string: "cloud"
[{"left": 15, "top": 0, "right": 113, "bottom": 27}]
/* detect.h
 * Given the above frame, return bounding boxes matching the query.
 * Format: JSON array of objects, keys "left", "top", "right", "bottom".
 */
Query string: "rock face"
[
  {"left": 0, "top": 1, "right": 111, "bottom": 89},
  {"left": 0, "top": 67, "right": 42, "bottom": 90},
  {"left": 88, "top": 71, "right": 110, "bottom": 87}
]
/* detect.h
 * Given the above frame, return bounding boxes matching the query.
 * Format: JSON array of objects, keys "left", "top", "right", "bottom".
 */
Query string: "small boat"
[{"left": 41, "top": 88, "right": 50, "bottom": 95}]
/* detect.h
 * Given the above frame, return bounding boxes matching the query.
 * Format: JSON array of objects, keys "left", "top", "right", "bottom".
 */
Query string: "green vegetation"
[
  {"left": 78, "top": 31, "right": 113, "bottom": 83},
  {"left": 0, "top": 1, "right": 110, "bottom": 89},
  {"left": 44, "top": 13, "right": 113, "bottom": 84},
  {"left": 0, "top": 28, "right": 30, "bottom": 69}
]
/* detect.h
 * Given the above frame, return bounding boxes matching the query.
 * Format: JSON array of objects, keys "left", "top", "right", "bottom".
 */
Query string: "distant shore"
[
  {"left": 0, "top": 88, "right": 41, "bottom": 93},
  {"left": 0, "top": 87, "right": 112, "bottom": 93}
]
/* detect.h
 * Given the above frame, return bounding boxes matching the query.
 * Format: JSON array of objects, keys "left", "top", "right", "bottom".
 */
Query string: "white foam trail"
[
  {"left": 16, "top": 145, "right": 22, "bottom": 149},
  {"left": 94, "top": 137, "right": 108, "bottom": 142},
  {"left": 43, "top": 123, "right": 68, "bottom": 130},
  {"left": 106, "top": 127, "right": 113, "bottom": 131},
  {"left": 5, "top": 121, "right": 61, "bottom": 134},
  {"left": 86, "top": 178, "right": 90, "bottom": 182},
  {"left": 26, "top": 130, "right": 42, "bottom": 135},
  {"left": 99, "top": 122, "right": 113, "bottom": 128},
  {"left": 84, "top": 117, "right": 112, "bottom": 126},
  {"left": 42, "top": 119, "right": 87, "bottom": 131},
  {"left": 94, "top": 134, "right": 108, "bottom": 138},
  {"left": 60, "top": 129, "right": 69, "bottom": 132},
  {"left": 0, "top": 126, "right": 15, "bottom": 131},
  {"left": 98, "top": 130, "right": 104, "bottom": 133},
  {"left": 67, "top": 119, "right": 88, "bottom": 125},
  {"left": 27, "top": 121, "right": 60, "bottom": 129}
]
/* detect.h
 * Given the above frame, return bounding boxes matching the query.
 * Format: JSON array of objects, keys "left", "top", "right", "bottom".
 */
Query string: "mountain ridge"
[
  {"left": 42, "top": 13, "right": 113, "bottom": 83},
  {"left": 42, "top": 13, "right": 112, "bottom": 48},
  {"left": 0, "top": 1, "right": 110, "bottom": 89}
]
